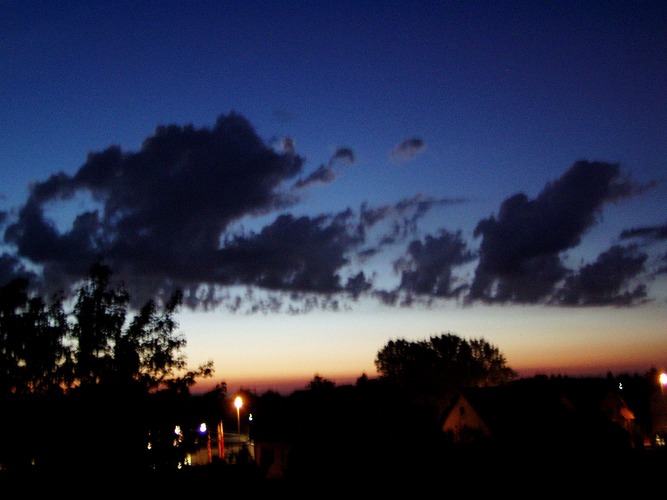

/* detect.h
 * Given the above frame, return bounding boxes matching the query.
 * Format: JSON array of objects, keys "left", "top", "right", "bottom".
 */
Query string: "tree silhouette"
[
  {"left": 0, "top": 260, "right": 214, "bottom": 473},
  {"left": 71, "top": 260, "right": 130, "bottom": 389},
  {"left": 67, "top": 260, "right": 213, "bottom": 394},
  {"left": 375, "top": 332, "right": 517, "bottom": 412},
  {"left": 0, "top": 278, "right": 70, "bottom": 397},
  {"left": 306, "top": 373, "right": 336, "bottom": 392}
]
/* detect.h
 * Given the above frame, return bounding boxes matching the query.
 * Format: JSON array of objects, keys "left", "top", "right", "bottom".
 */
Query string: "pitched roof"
[{"left": 444, "top": 376, "right": 635, "bottom": 450}]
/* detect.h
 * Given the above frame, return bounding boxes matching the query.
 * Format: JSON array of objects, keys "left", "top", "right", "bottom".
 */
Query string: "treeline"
[{"left": 0, "top": 256, "right": 533, "bottom": 478}]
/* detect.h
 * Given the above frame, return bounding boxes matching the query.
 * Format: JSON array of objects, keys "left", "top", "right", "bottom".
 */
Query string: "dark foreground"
[{"left": 2, "top": 447, "right": 666, "bottom": 496}]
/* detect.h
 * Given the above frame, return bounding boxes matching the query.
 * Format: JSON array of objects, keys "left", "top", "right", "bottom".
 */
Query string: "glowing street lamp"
[
  {"left": 660, "top": 372, "right": 667, "bottom": 397},
  {"left": 199, "top": 422, "right": 212, "bottom": 463},
  {"left": 234, "top": 396, "right": 243, "bottom": 445}
]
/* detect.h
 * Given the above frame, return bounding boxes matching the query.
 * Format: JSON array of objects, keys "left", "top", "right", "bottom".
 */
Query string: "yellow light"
[
  {"left": 234, "top": 396, "right": 243, "bottom": 445},
  {"left": 659, "top": 373, "right": 667, "bottom": 386}
]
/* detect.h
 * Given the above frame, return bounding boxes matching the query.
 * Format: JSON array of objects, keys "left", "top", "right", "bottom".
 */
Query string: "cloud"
[
  {"left": 218, "top": 211, "right": 364, "bottom": 294},
  {"left": 553, "top": 245, "right": 648, "bottom": 306},
  {"left": 4, "top": 113, "right": 306, "bottom": 307},
  {"left": 467, "top": 160, "right": 646, "bottom": 304},
  {"left": 391, "top": 229, "right": 475, "bottom": 300},
  {"left": 619, "top": 222, "right": 667, "bottom": 275},
  {"left": 389, "top": 138, "right": 425, "bottom": 162},
  {"left": 0, "top": 253, "right": 38, "bottom": 289},
  {"left": 293, "top": 147, "right": 355, "bottom": 189},
  {"left": 1, "top": 113, "right": 661, "bottom": 312},
  {"left": 619, "top": 223, "right": 667, "bottom": 242},
  {"left": 358, "top": 194, "right": 467, "bottom": 249},
  {"left": 2, "top": 113, "right": 426, "bottom": 312},
  {"left": 278, "top": 136, "right": 296, "bottom": 155},
  {"left": 293, "top": 164, "right": 337, "bottom": 188}
]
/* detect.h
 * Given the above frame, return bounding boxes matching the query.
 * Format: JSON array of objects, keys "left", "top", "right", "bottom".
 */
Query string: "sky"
[{"left": 1, "top": 1, "right": 666, "bottom": 395}]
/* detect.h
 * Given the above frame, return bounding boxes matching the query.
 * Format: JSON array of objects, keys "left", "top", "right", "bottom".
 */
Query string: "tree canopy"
[
  {"left": 375, "top": 332, "right": 517, "bottom": 410},
  {"left": 0, "top": 260, "right": 213, "bottom": 398},
  {"left": 0, "top": 260, "right": 215, "bottom": 472}
]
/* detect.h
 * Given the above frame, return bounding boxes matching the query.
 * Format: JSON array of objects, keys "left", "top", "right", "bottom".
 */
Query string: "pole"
[{"left": 234, "top": 396, "right": 243, "bottom": 450}]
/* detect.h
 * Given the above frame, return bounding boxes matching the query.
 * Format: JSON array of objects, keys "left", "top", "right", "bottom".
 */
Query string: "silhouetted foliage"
[
  {"left": 306, "top": 373, "right": 336, "bottom": 391},
  {"left": 0, "top": 278, "right": 70, "bottom": 397},
  {"left": 67, "top": 260, "right": 213, "bottom": 394},
  {"left": 0, "top": 260, "right": 214, "bottom": 473},
  {"left": 375, "top": 332, "right": 517, "bottom": 412}
]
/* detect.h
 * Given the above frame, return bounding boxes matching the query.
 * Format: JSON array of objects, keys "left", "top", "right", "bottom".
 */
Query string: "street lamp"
[
  {"left": 199, "top": 422, "right": 212, "bottom": 463},
  {"left": 659, "top": 372, "right": 667, "bottom": 397},
  {"left": 234, "top": 396, "right": 243, "bottom": 446}
]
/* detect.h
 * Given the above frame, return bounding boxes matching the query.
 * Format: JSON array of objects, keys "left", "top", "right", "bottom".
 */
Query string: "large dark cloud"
[
  {"left": 5, "top": 113, "right": 307, "bottom": 307},
  {"left": 467, "top": 161, "right": 648, "bottom": 305},
  {"left": 2, "top": 113, "right": 450, "bottom": 311},
  {"left": 1, "top": 113, "right": 660, "bottom": 311}
]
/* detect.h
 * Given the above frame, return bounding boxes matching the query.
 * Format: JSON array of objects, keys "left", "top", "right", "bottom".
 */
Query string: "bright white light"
[{"left": 199, "top": 422, "right": 207, "bottom": 433}]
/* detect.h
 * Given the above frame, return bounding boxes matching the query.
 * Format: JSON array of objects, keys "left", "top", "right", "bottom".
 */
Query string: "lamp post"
[
  {"left": 199, "top": 422, "right": 212, "bottom": 463},
  {"left": 234, "top": 396, "right": 243, "bottom": 448},
  {"left": 660, "top": 372, "right": 667, "bottom": 398}
]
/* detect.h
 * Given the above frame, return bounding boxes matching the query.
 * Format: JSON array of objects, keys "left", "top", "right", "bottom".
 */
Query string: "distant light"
[
  {"left": 660, "top": 373, "right": 667, "bottom": 386},
  {"left": 618, "top": 383, "right": 623, "bottom": 390},
  {"left": 173, "top": 425, "right": 184, "bottom": 446},
  {"left": 248, "top": 413, "right": 253, "bottom": 421},
  {"left": 199, "top": 422, "right": 207, "bottom": 434},
  {"left": 234, "top": 396, "right": 243, "bottom": 409}
]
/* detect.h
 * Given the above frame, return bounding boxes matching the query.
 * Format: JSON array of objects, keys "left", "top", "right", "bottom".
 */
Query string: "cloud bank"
[{"left": 1, "top": 113, "right": 663, "bottom": 312}]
